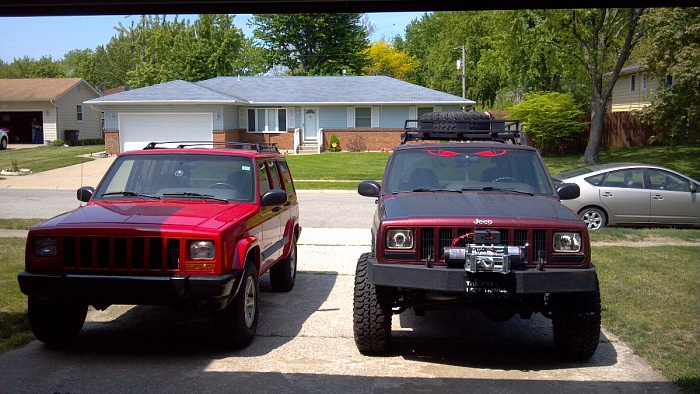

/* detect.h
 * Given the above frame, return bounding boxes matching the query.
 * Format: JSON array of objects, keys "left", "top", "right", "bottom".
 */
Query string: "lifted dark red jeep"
[
  {"left": 353, "top": 112, "right": 600, "bottom": 359},
  {"left": 18, "top": 141, "right": 301, "bottom": 349}
]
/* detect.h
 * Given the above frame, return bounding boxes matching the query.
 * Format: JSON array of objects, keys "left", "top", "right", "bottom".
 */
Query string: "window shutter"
[
  {"left": 371, "top": 107, "right": 380, "bottom": 128},
  {"left": 239, "top": 107, "right": 246, "bottom": 129},
  {"left": 347, "top": 107, "right": 355, "bottom": 128},
  {"left": 409, "top": 106, "right": 417, "bottom": 120},
  {"left": 287, "top": 107, "right": 295, "bottom": 128}
]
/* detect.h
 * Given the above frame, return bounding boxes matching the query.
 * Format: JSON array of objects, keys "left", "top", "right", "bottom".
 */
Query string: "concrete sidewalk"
[{"left": 0, "top": 153, "right": 116, "bottom": 190}]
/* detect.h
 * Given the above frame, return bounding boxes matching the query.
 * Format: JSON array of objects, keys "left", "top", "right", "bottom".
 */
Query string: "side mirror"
[
  {"left": 358, "top": 180, "right": 381, "bottom": 198},
  {"left": 261, "top": 189, "right": 287, "bottom": 206},
  {"left": 557, "top": 183, "right": 580, "bottom": 200},
  {"left": 77, "top": 186, "right": 94, "bottom": 202}
]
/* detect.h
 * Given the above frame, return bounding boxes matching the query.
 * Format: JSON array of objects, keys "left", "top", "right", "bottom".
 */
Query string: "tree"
[
  {"left": 508, "top": 92, "right": 587, "bottom": 154},
  {"left": 250, "top": 13, "right": 369, "bottom": 75},
  {"left": 552, "top": 8, "right": 645, "bottom": 164},
  {"left": 362, "top": 39, "right": 418, "bottom": 83},
  {"left": 638, "top": 7, "right": 700, "bottom": 145}
]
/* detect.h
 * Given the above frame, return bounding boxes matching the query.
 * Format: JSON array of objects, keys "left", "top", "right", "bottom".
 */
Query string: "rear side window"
[
  {"left": 278, "top": 159, "right": 296, "bottom": 196},
  {"left": 267, "top": 159, "right": 283, "bottom": 190},
  {"left": 258, "top": 160, "right": 271, "bottom": 196}
]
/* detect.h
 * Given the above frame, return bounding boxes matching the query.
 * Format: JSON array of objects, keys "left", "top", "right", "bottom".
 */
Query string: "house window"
[
  {"left": 665, "top": 75, "right": 674, "bottom": 86},
  {"left": 642, "top": 73, "right": 647, "bottom": 91},
  {"left": 355, "top": 107, "right": 371, "bottom": 128},
  {"left": 247, "top": 108, "right": 287, "bottom": 132},
  {"left": 630, "top": 75, "right": 636, "bottom": 92},
  {"left": 417, "top": 107, "right": 434, "bottom": 117},
  {"left": 76, "top": 105, "right": 83, "bottom": 122}
]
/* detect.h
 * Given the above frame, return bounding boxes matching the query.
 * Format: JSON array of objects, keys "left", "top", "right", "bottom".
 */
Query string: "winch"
[{"left": 443, "top": 230, "right": 527, "bottom": 273}]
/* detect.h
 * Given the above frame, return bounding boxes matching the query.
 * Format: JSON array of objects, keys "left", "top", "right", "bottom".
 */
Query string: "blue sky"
[{"left": 0, "top": 12, "right": 426, "bottom": 62}]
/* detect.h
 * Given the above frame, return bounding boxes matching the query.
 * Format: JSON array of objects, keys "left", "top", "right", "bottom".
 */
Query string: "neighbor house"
[
  {"left": 85, "top": 76, "right": 475, "bottom": 154},
  {"left": 607, "top": 65, "right": 673, "bottom": 113},
  {"left": 0, "top": 78, "right": 102, "bottom": 144}
]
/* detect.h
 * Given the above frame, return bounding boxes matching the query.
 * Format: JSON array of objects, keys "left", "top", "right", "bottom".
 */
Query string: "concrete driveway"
[{"left": 0, "top": 156, "right": 679, "bottom": 393}]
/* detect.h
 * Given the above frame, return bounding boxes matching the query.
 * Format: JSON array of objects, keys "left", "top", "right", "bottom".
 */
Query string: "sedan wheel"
[{"left": 580, "top": 207, "right": 607, "bottom": 230}]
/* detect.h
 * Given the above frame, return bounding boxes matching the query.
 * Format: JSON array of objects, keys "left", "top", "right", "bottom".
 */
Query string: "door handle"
[
  {"left": 601, "top": 192, "right": 613, "bottom": 197},
  {"left": 652, "top": 195, "right": 663, "bottom": 200}
]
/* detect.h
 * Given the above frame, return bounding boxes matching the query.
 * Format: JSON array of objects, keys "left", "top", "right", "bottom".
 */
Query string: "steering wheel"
[
  {"left": 493, "top": 176, "right": 518, "bottom": 183},
  {"left": 209, "top": 182, "right": 235, "bottom": 189}
]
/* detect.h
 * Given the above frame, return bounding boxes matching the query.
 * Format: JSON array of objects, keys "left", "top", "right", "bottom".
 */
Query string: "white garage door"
[{"left": 119, "top": 113, "right": 213, "bottom": 152}]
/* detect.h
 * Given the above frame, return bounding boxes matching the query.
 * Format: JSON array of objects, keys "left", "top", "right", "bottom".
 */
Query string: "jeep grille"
[
  {"left": 62, "top": 236, "right": 180, "bottom": 272},
  {"left": 418, "top": 227, "right": 547, "bottom": 265}
]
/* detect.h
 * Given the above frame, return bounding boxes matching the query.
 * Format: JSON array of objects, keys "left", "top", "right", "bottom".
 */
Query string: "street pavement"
[{"left": 0, "top": 153, "right": 679, "bottom": 393}]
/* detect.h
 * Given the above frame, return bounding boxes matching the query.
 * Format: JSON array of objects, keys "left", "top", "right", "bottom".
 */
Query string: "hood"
[
  {"left": 33, "top": 200, "right": 256, "bottom": 232},
  {"left": 381, "top": 192, "right": 580, "bottom": 222}
]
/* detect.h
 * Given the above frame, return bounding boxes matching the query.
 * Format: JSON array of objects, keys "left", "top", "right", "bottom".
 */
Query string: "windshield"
[
  {"left": 94, "top": 153, "right": 255, "bottom": 202},
  {"left": 383, "top": 147, "right": 554, "bottom": 196}
]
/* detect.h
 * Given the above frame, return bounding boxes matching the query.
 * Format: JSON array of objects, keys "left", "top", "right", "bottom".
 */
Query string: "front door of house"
[{"left": 303, "top": 109, "right": 318, "bottom": 142}]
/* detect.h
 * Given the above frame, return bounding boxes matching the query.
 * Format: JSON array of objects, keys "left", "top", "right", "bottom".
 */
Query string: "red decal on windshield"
[
  {"left": 474, "top": 150, "right": 507, "bottom": 157},
  {"left": 427, "top": 150, "right": 461, "bottom": 157}
]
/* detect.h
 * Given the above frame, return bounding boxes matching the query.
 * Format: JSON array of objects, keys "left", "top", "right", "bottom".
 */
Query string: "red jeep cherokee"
[{"left": 18, "top": 141, "right": 301, "bottom": 349}]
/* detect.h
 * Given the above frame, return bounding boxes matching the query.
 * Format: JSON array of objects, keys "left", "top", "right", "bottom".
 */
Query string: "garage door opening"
[{"left": 0, "top": 112, "right": 43, "bottom": 143}]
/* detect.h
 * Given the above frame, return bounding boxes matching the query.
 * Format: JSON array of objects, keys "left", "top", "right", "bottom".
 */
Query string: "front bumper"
[
  {"left": 369, "top": 261, "right": 597, "bottom": 294},
  {"left": 17, "top": 270, "right": 243, "bottom": 309}
]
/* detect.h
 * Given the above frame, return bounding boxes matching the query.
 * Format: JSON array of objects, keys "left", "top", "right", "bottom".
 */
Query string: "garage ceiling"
[{"left": 0, "top": 0, "right": 694, "bottom": 16}]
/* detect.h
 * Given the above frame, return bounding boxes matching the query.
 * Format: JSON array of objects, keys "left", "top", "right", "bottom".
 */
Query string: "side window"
[
  {"left": 258, "top": 160, "right": 271, "bottom": 196},
  {"left": 267, "top": 159, "right": 283, "bottom": 190},
  {"left": 585, "top": 174, "right": 605, "bottom": 186},
  {"left": 602, "top": 169, "right": 643, "bottom": 189},
  {"left": 77, "top": 105, "right": 84, "bottom": 122},
  {"left": 278, "top": 159, "right": 296, "bottom": 195},
  {"left": 649, "top": 169, "right": 691, "bottom": 192}
]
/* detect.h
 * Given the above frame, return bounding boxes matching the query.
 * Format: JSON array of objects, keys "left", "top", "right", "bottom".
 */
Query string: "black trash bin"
[{"left": 64, "top": 130, "right": 79, "bottom": 146}]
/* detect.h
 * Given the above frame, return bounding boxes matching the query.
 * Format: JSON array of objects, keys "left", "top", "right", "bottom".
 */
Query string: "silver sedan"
[{"left": 554, "top": 162, "right": 700, "bottom": 230}]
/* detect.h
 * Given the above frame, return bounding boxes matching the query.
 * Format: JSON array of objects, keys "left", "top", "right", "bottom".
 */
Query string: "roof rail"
[
  {"left": 401, "top": 119, "right": 521, "bottom": 145},
  {"left": 143, "top": 141, "right": 280, "bottom": 153}
]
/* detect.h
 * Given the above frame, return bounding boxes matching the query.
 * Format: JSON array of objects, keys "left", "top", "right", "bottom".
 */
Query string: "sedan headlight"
[
  {"left": 188, "top": 240, "right": 216, "bottom": 260},
  {"left": 386, "top": 229, "right": 414, "bottom": 249},
  {"left": 553, "top": 232, "right": 582, "bottom": 253},
  {"left": 34, "top": 237, "right": 58, "bottom": 257}
]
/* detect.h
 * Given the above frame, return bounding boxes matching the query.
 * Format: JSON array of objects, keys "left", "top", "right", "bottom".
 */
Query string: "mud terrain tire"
[
  {"left": 551, "top": 282, "right": 602, "bottom": 360},
  {"left": 353, "top": 253, "right": 393, "bottom": 353}
]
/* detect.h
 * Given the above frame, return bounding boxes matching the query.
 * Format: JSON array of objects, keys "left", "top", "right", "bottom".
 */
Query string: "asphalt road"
[{"left": 0, "top": 188, "right": 678, "bottom": 393}]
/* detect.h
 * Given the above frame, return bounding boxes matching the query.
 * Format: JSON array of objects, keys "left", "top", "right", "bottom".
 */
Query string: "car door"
[
  {"left": 647, "top": 168, "right": 699, "bottom": 225},
  {"left": 598, "top": 168, "right": 650, "bottom": 224},
  {"left": 258, "top": 159, "right": 282, "bottom": 271}
]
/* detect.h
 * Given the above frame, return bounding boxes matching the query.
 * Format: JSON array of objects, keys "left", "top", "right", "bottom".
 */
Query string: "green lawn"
[{"left": 0, "top": 145, "right": 105, "bottom": 176}]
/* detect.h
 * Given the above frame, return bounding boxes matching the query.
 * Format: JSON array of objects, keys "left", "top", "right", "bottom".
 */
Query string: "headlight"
[
  {"left": 553, "top": 233, "right": 582, "bottom": 253},
  {"left": 386, "top": 229, "right": 414, "bottom": 249},
  {"left": 34, "top": 237, "right": 58, "bottom": 257},
  {"left": 188, "top": 241, "right": 216, "bottom": 260}
]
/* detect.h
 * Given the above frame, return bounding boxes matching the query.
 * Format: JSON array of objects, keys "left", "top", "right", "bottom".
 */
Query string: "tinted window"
[
  {"left": 268, "top": 159, "right": 283, "bottom": 189},
  {"left": 601, "top": 169, "right": 644, "bottom": 189},
  {"left": 648, "top": 169, "right": 691, "bottom": 192},
  {"left": 278, "top": 159, "right": 296, "bottom": 195}
]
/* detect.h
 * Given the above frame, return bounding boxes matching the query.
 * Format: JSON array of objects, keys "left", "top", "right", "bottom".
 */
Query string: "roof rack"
[
  {"left": 143, "top": 141, "right": 280, "bottom": 153},
  {"left": 401, "top": 119, "right": 521, "bottom": 145}
]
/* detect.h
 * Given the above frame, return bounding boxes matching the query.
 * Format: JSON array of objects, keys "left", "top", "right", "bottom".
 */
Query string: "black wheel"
[
  {"left": 551, "top": 282, "right": 602, "bottom": 360},
  {"left": 28, "top": 296, "right": 87, "bottom": 345},
  {"left": 353, "top": 252, "right": 393, "bottom": 353},
  {"left": 214, "top": 262, "right": 259, "bottom": 349},
  {"left": 270, "top": 235, "right": 297, "bottom": 292},
  {"left": 0, "top": 137, "right": 7, "bottom": 150},
  {"left": 579, "top": 207, "right": 607, "bottom": 230}
]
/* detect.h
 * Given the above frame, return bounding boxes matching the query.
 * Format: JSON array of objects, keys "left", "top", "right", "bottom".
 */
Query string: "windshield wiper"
[
  {"left": 101, "top": 191, "right": 160, "bottom": 199},
  {"left": 480, "top": 186, "right": 534, "bottom": 196},
  {"left": 162, "top": 192, "right": 228, "bottom": 202}
]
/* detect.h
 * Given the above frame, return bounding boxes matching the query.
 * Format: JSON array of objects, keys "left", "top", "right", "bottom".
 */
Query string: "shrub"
[
  {"left": 346, "top": 135, "right": 367, "bottom": 152},
  {"left": 508, "top": 92, "right": 587, "bottom": 154},
  {"left": 328, "top": 134, "right": 341, "bottom": 152}
]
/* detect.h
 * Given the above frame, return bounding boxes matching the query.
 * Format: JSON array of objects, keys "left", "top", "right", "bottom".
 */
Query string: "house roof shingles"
[
  {"left": 87, "top": 76, "right": 475, "bottom": 106},
  {"left": 0, "top": 78, "right": 86, "bottom": 101}
]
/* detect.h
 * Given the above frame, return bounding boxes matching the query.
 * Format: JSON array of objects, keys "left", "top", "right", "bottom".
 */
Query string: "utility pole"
[{"left": 455, "top": 45, "right": 466, "bottom": 99}]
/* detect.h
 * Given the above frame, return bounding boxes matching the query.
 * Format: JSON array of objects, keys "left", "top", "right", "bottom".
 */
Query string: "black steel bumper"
[
  {"left": 368, "top": 261, "right": 598, "bottom": 294},
  {"left": 17, "top": 270, "right": 243, "bottom": 309}
]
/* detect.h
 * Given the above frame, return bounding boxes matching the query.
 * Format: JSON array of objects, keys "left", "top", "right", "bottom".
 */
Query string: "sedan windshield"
[
  {"left": 383, "top": 147, "right": 555, "bottom": 196},
  {"left": 94, "top": 153, "right": 255, "bottom": 202}
]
